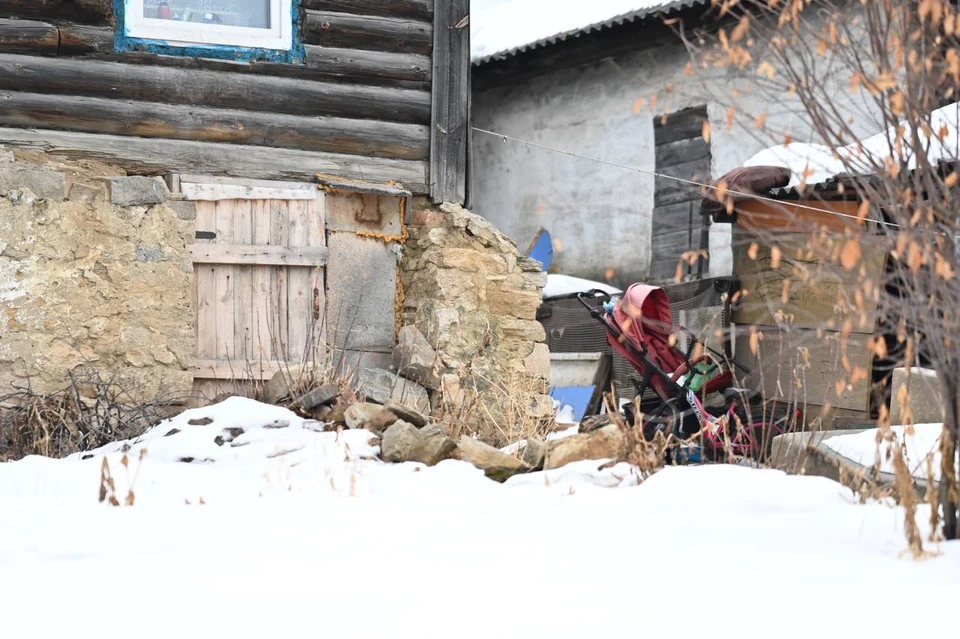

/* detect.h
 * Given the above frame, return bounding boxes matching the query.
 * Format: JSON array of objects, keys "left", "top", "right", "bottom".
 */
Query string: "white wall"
[{"left": 471, "top": 14, "right": 879, "bottom": 287}]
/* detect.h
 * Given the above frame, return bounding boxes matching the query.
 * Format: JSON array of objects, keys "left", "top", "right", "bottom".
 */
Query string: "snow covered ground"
[
  {"left": 824, "top": 423, "right": 946, "bottom": 481},
  {"left": 1, "top": 397, "right": 959, "bottom": 638}
]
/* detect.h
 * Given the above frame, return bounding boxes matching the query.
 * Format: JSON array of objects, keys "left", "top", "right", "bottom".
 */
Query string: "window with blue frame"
[{"left": 118, "top": 0, "right": 301, "bottom": 63}]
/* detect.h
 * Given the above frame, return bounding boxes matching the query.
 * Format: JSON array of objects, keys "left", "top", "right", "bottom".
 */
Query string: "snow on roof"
[
  {"left": 470, "top": 0, "right": 708, "bottom": 64},
  {"left": 743, "top": 101, "right": 960, "bottom": 190}
]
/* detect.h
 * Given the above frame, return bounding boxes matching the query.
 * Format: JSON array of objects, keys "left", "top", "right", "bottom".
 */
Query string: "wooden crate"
[
  {"left": 733, "top": 327, "right": 873, "bottom": 413},
  {"left": 732, "top": 231, "right": 886, "bottom": 333}
]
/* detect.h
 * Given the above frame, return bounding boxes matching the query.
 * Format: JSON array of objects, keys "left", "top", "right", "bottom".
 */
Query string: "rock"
[
  {"left": 365, "top": 408, "right": 400, "bottom": 434},
  {"left": 214, "top": 427, "right": 245, "bottom": 446},
  {"left": 262, "top": 365, "right": 320, "bottom": 405},
  {"left": 520, "top": 438, "right": 547, "bottom": 470},
  {"left": 451, "top": 437, "right": 527, "bottom": 482},
  {"left": 167, "top": 200, "right": 196, "bottom": 221},
  {"left": 523, "top": 343, "right": 551, "bottom": 379},
  {"left": 890, "top": 367, "right": 942, "bottom": 424},
  {"left": 357, "top": 367, "right": 429, "bottom": 411},
  {"left": 0, "top": 167, "right": 66, "bottom": 200},
  {"left": 417, "top": 424, "right": 458, "bottom": 465},
  {"left": 384, "top": 400, "right": 429, "bottom": 428},
  {"left": 295, "top": 384, "right": 340, "bottom": 410},
  {"left": 393, "top": 326, "right": 441, "bottom": 389},
  {"left": 345, "top": 402, "right": 391, "bottom": 429},
  {"left": 188, "top": 417, "right": 214, "bottom": 426},
  {"left": 67, "top": 182, "right": 105, "bottom": 204},
  {"left": 579, "top": 413, "right": 611, "bottom": 434},
  {"left": 544, "top": 424, "right": 627, "bottom": 470},
  {"left": 381, "top": 420, "right": 455, "bottom": 466},
  {"left": 109, "top": 176, "right": 168, "bottom": 206}
]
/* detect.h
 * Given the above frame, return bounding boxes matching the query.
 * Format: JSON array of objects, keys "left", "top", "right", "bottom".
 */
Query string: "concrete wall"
[{"left": 471, "top": 10, "right": 879, "bottom": 288}]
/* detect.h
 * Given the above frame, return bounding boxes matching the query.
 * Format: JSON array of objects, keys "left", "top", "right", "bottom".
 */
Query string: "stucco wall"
[
  {"left": 0, "top": 149, "right": 195, "bottom": 400},
  {"left": 471, "top": 10, "right": 879, "bottom": 288}
]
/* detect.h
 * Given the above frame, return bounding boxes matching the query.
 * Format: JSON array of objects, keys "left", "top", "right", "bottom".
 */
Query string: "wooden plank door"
[
  {"left": 188, "top": 196, "right": 327, "bottom": 399},
  {"left": 650, "top": 106, "right": 712, "bottom": 282}
]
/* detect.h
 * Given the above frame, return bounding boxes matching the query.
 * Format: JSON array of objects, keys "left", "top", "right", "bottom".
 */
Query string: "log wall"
[{"left": 0, "top": 0, "right": 436, "bottom": 190}]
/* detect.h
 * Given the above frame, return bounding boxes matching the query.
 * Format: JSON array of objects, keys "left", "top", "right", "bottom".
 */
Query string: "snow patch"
[
  {"left": 744, "top": 101, "right": 960, "bottom": 188},
  {"left": 543, "top": 273, "right": 622, "bottom": 299},
  {"left": 824, "top": 423, "right": 945, "bottom": 480}
]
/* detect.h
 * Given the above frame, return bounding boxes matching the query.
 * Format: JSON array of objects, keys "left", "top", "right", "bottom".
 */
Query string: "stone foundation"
[
  {"left": 400, "top": 202, "right": 553, "bottom": 443},
  {"left": 0, "top": 148, "right": 194, "bottom": 400}
]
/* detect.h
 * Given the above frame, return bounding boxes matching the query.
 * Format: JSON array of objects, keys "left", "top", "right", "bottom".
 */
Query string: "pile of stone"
[{"left": 255, "top": 365, "right": 630, "bottom": 481}]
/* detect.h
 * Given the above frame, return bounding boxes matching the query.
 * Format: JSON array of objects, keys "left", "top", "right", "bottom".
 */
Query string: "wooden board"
[
  {"left": 733, "top": 328, "right": 873, "bottom": 412},
  {"left": 187, "top": 244, "right": 330, "bottom": 266},
  {"left": 732, "top": 231, "right": 886, "bottom": 333},
  {"left": 429, "top": 0, "right": 470, "bottom": 205},
  {"left": 0, "top": 127, "right": 429, "bottom": 193}
]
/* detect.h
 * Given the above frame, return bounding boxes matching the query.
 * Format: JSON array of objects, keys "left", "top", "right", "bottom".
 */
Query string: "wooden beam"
[
  {"left": 0, "top": 0, "right": 112, "bottom": 25},
  {"left": 316, "top": 172, "right": 412, "bottom": 196},
  {"left": 0, "top": 91, "right": 430, "bottom": 160},
  {"left": 429, "top": 0, "right": 469, "bottom": 205},
  {"left": 0, "top": 18, "right": 58, "bottom": 55},
  {"left": 0, "top": 54, "right": 431, "bottom": 124},
  {"left": 0, "top": 126, "right": 429, "bottom": 192},
  {"left": 191, "top": 359, "right": 293, "bottom": 381},
  {"left": 304, "top": 10, "right": 433, "bottom": 56},
  {"left": 181, "top": 182, "right": 319, "bottom": 201},
  {"left": 304, "top": 0, "right": 433, "bottom": 22},
  {"left": 187, "top": 243, "right": 330, "bottom": 266}
]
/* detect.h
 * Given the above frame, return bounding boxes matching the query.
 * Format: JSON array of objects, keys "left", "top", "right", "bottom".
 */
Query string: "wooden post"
[{"left": 429, "top": 0, "right": 469, "bottom": 206}]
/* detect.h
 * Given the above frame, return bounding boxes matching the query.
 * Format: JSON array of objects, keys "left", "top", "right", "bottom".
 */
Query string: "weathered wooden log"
[
  {"left": 58, "top": 23, "right": 113, "bottom": 55},
  {"left": 0, "top": 18, "right": 58, "bottom": 54},
  {"left": 0, "top": 0, "right": 112, "bottom": 24},
  {"left": 303, "top": 45, "right": 430, "bottom": 86},
  {"left": 0, "top": 54, "right": 431, "bottom": 124},
  {"left": 0, "top": 91, "right": 430, "bottom": 160},
  {"left": 0, "top": 21, "right": 430, "bottom": 88},
  {"left": 303, "top": 0, "right": 433, "bottom": 22},
  {"left": 0, "top": 126, "right": 429, "bottom": 191},
  {"left": 304, "top": 10, "right": 432, "bottom": 55}
]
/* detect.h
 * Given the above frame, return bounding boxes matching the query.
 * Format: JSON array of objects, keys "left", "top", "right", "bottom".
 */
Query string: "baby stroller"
[{"left": 574, "top": 283, "right": 797, "bottom": 462}]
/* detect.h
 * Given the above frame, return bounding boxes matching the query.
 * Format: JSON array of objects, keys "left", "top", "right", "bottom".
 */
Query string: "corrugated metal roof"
[{"left": 473, "top": 0, "right": 711, "bottom": 65}]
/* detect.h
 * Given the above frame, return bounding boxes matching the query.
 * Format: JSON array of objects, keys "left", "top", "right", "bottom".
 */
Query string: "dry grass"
[
  {"left": 437, "top": 368, "right": 555, "bottom": 449},
  {"left": 0, "top": 371, "right": 188, "bottom": 461}
]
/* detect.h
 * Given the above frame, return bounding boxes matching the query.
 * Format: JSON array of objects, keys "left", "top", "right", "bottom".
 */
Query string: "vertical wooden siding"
[{"left": 651, "top": 106, "right": 712, "bottom": 282}]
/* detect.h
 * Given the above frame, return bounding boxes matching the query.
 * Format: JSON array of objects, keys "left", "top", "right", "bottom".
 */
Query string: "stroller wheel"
[{"left": 642, "top": 401, "right": 680, "bottom": 442}]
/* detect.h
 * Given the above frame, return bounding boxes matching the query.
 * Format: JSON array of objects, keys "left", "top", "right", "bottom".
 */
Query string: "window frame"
[{"left": 119, "top": 0, "right": 298, "bottom": 61}]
